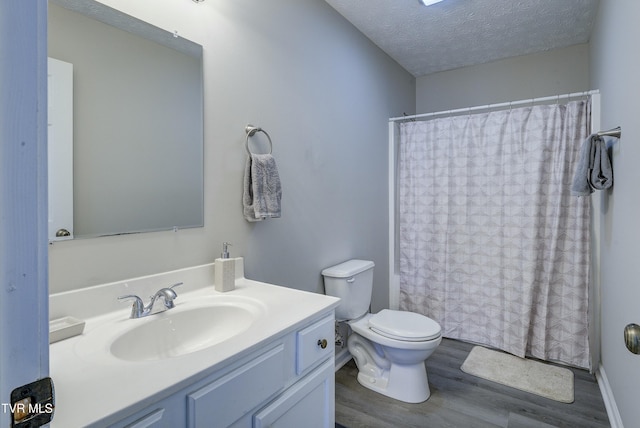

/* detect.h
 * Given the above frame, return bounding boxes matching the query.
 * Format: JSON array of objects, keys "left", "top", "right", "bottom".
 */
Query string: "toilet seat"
[{"left": 368, "top": 309, "right": 441, "bottom": 342}]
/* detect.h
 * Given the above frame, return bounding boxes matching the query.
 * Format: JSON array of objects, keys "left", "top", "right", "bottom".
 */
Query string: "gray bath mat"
[{"left": 461, "top": 346, "right": 574, "bottom": 403}]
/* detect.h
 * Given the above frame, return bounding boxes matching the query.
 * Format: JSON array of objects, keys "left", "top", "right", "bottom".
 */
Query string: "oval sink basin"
[{"left": 110, "top": 304, "right": 256, "bottom": 362}]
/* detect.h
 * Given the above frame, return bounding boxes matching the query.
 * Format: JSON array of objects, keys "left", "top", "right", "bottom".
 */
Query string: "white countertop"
[{"left": 49, "top": 276, "right": 339, "bottom": 427}]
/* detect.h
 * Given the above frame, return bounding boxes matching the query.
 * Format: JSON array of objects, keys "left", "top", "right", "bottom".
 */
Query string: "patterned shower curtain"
[{"left": 398, "top": 100, "right": 591, "bottom": 368}]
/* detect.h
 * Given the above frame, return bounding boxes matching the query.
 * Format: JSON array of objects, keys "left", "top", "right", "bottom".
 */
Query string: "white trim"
[
  {"left": 589, "top": 93, "right": 602, "bottom": 372},
  {"left": 334, "top": 349, "right": 352, "bottom": 372},
  {"left": 388, "top": 122, "right": 400, "bottom": 310},
  {"left": 596, "top": 365, "right": 624, "bottom": 428}
]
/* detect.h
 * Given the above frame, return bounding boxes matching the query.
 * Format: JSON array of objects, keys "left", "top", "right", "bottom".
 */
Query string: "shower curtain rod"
[{"left": 389, "top": 90, "right": 600, "bottom": 123}]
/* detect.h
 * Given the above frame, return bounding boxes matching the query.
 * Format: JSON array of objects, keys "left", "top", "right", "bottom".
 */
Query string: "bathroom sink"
[{"left": 109, "top": 299, "right": 261, "bottom": 362}]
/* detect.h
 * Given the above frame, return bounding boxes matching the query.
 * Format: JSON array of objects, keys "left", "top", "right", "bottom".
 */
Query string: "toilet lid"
[{"left": 368, "top": 309, "right": 441, "bottom": 342}]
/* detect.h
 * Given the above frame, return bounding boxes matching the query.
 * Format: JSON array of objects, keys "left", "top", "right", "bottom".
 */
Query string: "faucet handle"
[
  {"left": 169, "top": 282, "right": 183, "bottom": 291},
  {"left": 117, "top": 294, "right": 145, "bottom": 318},
  {"left": 166, "top": 282, "right": 183, "bottom": 305},
  {"left": 163, "top": 282, "right": 183, "bottom": 301},
  {"left": 117, "top": 294, "right": 143, "bottom": 303}
]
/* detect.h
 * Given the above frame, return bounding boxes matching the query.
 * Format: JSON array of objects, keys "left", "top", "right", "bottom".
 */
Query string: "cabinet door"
[
  {"left": 124, "top": 409, "right": 165, "bottom": 428},
  {"left": 253, "top": 359, "right": 334, "bottom": 428},
  {"left": 187, "top": 345, "right": 285, "bottom": 428},
  {"left": 108, "top": 392, "right": 186, "bottom": 428}
]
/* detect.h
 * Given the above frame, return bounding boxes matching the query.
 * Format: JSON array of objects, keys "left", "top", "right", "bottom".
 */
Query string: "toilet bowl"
[
  {"left": 347, "top": 310, "right": 441, "bottom": 403},
  {"left": 321, "top": 259, "right": 442, "bottom": 403}
]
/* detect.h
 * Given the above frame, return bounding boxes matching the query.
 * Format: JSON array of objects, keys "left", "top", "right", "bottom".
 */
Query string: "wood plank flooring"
[{"left": 335, "top": 338, "right": 610, "bottom": 428}]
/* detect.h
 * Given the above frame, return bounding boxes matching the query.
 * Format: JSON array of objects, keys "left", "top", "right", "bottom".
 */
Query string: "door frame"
[{"left": 0, "top": 1, "right": 50, "bottom": 427}]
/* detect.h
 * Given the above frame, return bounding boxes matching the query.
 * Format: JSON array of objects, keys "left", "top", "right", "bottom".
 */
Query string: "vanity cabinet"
[{"left": 108, "top": 313, "right": 335, "bottom": 428}]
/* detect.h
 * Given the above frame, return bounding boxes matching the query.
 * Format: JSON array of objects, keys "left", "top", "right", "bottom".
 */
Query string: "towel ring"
[{"left": 245, "top": 125, "right": 273, "bottom": 155}]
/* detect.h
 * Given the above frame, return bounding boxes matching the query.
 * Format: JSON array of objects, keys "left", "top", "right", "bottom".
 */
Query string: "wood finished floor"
[{"left": 335, "top": 339, "right": 610, "bottom": 428}]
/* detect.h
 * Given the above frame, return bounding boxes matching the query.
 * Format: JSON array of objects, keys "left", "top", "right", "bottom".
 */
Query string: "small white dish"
[{"left": 50, "top": 316, "right": 85, "bottom": 343}]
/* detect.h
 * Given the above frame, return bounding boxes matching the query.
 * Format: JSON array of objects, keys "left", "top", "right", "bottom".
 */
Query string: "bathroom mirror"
[{"left": 48, "top": 0, "right": 204, "bottom": 238}]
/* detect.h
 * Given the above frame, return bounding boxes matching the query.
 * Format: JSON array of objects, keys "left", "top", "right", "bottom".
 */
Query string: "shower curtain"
[{"left": 398, "top": 100, "right": 591, "bottom": 368}]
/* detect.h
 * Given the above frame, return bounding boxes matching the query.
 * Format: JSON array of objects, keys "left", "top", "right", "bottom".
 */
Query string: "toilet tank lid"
[{"left": 321, "top": 259, "right": 375, "bottom": 278}]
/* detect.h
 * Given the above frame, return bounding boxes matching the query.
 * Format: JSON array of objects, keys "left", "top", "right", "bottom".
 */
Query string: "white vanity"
[{"left": 49, "top": 261, "right": 339, "bottom": 427}]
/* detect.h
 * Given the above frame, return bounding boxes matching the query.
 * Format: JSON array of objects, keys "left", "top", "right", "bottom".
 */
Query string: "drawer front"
[
  {"left": 187, "top": 344, "right": 285, "bottom": 428},
  {"left": 296, "top": 315, "right": 334, "bottom": 375}
]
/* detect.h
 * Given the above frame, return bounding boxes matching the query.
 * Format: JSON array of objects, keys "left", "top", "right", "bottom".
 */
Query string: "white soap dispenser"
[{"left": 215, "top": 242, "right": 235, "bottom": 292}]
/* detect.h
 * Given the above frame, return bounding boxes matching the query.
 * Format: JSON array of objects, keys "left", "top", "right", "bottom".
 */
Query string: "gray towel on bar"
[
  {"left": 243, "top": 153, "right": 282, "bottom": 222},
  {"left": 571, "top": 134, "right": 613, "bottom": 196}
]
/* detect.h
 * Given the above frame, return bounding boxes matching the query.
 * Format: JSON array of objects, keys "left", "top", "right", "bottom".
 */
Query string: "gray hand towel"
[
  {"left": 243, "top": 153, "right": 282, "bottom": 222},
  {"left": 590, "top": 137, "right": 613, "bottom": 190},
  {"left": 571, "top": 134, "right": 613, "bottom": 196}
]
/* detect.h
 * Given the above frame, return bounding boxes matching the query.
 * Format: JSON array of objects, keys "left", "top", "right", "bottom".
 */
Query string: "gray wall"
[
  {"left": 590, "top": 0, "right": 640, "bottom": 426},
  {"left": 48, "top": 0, "right": 415, "bottom": 313},
  {"left": 416, "top": 44, "right": 590, "bottom": 113}
]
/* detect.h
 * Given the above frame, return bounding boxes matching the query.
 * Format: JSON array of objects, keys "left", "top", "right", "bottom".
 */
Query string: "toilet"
[{"left": 322, "top": 259, "right": 442, "bottom": 403}]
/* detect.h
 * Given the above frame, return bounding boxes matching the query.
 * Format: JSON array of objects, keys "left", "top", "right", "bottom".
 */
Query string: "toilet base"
[
  {"left": 355, "top": 360, "right": 431, "bottom": 403},
  {"left": 347, "top": 332, "right": 434, "bottom": 404}
]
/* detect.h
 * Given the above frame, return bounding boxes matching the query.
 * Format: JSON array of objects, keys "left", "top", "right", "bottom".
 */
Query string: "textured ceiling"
[{"left": 324, "top": 0, "right": 599, "bottom": 77}]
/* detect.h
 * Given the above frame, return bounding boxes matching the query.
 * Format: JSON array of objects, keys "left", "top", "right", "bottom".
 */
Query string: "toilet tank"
[{"left": 321, "top": 259, "right": 375, "bottom": 321}]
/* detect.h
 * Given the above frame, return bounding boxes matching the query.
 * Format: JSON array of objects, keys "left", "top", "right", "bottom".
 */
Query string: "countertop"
[{"left": 49, "top": 277, "right": 339, "bottom": 427}]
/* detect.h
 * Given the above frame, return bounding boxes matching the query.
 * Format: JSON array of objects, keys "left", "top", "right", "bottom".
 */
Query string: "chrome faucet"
[{"left": 118, "top": 282, "right": 183, "bottom": 319}]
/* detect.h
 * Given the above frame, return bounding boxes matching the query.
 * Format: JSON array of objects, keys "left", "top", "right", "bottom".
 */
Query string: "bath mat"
[{"left": 461, "top": 346, "right": 574, "bottom": 403}]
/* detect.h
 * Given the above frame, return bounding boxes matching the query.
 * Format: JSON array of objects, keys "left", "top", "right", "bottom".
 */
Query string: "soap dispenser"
[{"left": 215, "top": 242, "right": 235, "bottom": 292}]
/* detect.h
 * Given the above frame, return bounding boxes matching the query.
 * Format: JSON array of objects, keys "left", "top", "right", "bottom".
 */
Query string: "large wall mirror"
[{"left": 48, "top": 0, "right": 204, "bottom": 239}]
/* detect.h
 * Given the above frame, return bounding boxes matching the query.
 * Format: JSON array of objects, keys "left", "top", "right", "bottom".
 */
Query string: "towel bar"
[
  {"left": 597, "top": 126, "right": 621, "bottom": 138},
  {"left": 245, "top": 125, "right": 273, "bottom": 155}
]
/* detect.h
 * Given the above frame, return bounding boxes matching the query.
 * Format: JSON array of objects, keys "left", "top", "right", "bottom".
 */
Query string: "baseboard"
[
  {"left": 596, "top": 365, "right": 624, "bottom": 428},
  {"left": 334, "top": 348, "right": 352, "bottom": 372}
]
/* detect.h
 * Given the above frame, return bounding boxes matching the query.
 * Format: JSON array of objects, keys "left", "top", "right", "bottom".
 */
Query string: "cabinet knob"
[{"left": 317, "top": 339, "right": 328, "bottom": 349}]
